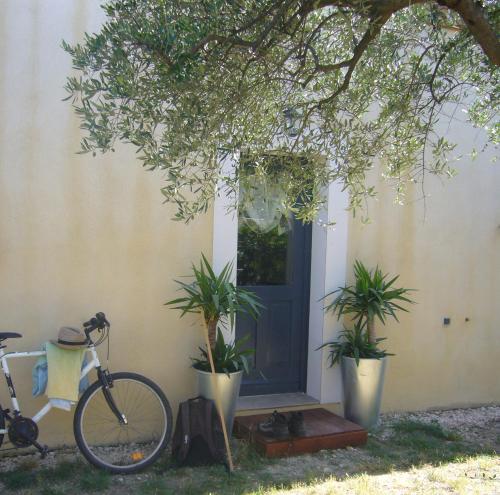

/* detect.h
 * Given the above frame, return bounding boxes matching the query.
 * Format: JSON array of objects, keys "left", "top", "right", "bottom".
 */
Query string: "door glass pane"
[
  {"left": 237, "top": 172, "right": 292, "bottom": 286},
  {"left": 237, "top": 220, "right": 292, "bottom": 286}
]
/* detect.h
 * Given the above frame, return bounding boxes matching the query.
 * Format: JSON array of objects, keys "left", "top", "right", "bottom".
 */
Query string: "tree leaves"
[{"left": 63, "top": 1, "right": 499, "bottom": 222}]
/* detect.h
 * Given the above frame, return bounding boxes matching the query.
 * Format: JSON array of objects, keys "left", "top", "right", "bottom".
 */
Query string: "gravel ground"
[
  {"left": 0, "top": 444, "right": 84, "bottom": 472},
  {"left": 0, "top": 405, "right": 498, "bottom": 494}
]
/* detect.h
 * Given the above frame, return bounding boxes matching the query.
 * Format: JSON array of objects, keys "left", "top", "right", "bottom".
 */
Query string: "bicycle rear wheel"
[{"left": 74, "top": 372, "right": 172, "bottom": 473}]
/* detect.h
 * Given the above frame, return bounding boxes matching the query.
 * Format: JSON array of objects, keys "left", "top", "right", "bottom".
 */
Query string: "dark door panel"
[{"left": 237, "top": 216, "right": 312, "bottom": 396}]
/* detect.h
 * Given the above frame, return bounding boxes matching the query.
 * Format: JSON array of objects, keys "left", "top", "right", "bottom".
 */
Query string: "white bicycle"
[{"left": 0, "top": 312, "right": 172, "bottom": 473}]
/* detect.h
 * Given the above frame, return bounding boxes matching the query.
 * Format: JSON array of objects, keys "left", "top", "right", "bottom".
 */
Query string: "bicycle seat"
[{"left": 0, "top": 332, "right": 22, "bottom": 341}]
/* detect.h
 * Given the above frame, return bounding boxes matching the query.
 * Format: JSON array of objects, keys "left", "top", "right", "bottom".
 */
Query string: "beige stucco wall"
[
  {"left": 347, "top": 136, "right": 500, "bottom": 411},
  {"left": 1, "top": 1, "right": 498, "bottom": 452},
  {"left": 0, "top": 0, "right": 212, "bottom": 446}
]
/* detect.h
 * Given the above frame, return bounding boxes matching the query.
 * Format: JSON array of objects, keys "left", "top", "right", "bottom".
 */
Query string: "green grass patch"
[
  {"left": 234, "top": 440, "right": 268, "bottom": 470},
  {"left": 40, "top": 460, "right": 80, "bottom": 483},
  {"left": 0, "top": 469, "right": 38, "bottom": 491},
  {"left": 39, "top": 487, "right": 67, "bottom": 495},
  {"left": 150, "top": 453, "right": 176, "bottom": 475},
  {"left": 390, "top": 419, "right": 466, "bottom": 460},
  {"left": 78, "top": 469, "right": 111, "bottom": 492},
  {"left": 363, "top": 419, "right": 489, "bottom": 471},
  {"left": 392, "top": 420, "right": 462, "bottom": 441},
  {"left": 0, "top": 457, "right": 41, "bottom": 491},
  {"left": 139, "top": 477, "right": 173, "bottom": 494},
  {"left": 362, "top": 438, "right": 400, "bottom": 472}
]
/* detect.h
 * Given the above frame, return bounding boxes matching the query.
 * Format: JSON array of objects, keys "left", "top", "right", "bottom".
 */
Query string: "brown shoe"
[
  {"left": 258, "top": 411, "right": 289, "bottom": 439},
  {"left": 288, "top": 411, "right": 306, "bottom": 436}
]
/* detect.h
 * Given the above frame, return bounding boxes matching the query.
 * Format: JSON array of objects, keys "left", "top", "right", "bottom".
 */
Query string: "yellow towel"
[{"left": 46, "top": 342, "right": 86, "bottom": 402}]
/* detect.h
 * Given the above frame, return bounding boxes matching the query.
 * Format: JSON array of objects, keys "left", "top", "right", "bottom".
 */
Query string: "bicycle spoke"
[{"left": 75, "top": 375, "right": 171, "bottom": 472}]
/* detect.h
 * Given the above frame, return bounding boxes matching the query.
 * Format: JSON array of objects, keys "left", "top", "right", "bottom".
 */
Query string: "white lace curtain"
[{"left": 239, "top": 174, "right": 290, "bottom": 234}]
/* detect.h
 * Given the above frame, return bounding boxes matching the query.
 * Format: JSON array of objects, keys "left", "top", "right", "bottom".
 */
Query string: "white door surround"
[{"left": 212, "top": 155, "right": 348, "bottom": 404}]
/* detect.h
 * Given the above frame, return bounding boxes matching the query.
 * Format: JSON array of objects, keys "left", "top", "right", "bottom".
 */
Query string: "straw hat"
[{"left": 51, "top": 327, "right": 88, "bottom": 350}]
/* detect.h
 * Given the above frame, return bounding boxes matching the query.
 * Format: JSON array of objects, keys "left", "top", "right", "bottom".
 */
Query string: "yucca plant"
[
  {"left": 324, "top": 260, "right": 415, "bottom": 345},
  {"left": 192, "top": 328, "right": 255, "bottom": 376},
  {"left": 317, "top": 322, "right": 393, "bottom": 367},
  {"left": 165, "top": 254, "right": 263, "bottom": 351}
]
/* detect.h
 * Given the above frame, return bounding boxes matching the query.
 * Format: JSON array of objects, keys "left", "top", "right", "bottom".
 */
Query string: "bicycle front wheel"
[{"left": 74, "top": 372, "right": 172, "bottom": 473}]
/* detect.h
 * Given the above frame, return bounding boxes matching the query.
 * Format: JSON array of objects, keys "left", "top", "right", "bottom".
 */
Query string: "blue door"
[{"left": 236, "top": 208, "right": 312, "bottom": 396}]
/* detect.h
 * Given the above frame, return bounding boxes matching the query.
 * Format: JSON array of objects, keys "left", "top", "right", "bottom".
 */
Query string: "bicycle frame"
[{"left": 0, "top": 345, "right": 101, "bottom": 435}]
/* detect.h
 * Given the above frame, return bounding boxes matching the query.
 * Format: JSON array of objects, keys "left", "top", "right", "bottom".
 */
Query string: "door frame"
[{"left": 212, "top": 152, "right": 349, "bottom": 404}]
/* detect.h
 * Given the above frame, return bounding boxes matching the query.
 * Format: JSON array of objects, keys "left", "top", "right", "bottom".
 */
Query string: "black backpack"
[{"left": 172, "top": 396, "right": 226, "bottom": 467}]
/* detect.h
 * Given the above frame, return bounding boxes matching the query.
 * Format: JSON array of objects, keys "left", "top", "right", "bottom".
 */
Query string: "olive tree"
[{"left": 63, "top": 0, "right": 499, "bottom": 222}]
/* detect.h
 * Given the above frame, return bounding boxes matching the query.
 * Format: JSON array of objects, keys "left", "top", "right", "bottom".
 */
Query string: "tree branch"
[
  {"left": 438, "top": 0, "right": 500, "bottom": 66},
  {"left": 315, "top": 12, "right": 391, "bottom": 107},
  {"left": 313, "top": 0, "right": 500, "bottom": 66}
]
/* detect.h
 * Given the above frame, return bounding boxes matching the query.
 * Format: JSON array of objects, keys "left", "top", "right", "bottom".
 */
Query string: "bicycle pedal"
[
  {"left": 29, "top": 437, "right": 48, "bottom": 458},
  {"left": 39, "top": 445, "right": 49, "bottom": 459}
]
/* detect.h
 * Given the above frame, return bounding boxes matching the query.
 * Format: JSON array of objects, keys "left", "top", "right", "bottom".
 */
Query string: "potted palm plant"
[
  {"left": 165, "top": 254, "right": 262, "bottom": 432},
  {"left": 320, "top": 260, "right": 414, "bottom": 429}
]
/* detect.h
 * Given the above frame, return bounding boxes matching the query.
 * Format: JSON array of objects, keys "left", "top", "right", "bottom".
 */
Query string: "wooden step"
[{"left": 233, "top": 408, "right": 367, "bottom": 457}]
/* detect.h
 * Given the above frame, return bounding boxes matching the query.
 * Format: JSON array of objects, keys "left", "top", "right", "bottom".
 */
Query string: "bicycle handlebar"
[{"left": 83, "top": 312, "right": 110, "bottom": 340}]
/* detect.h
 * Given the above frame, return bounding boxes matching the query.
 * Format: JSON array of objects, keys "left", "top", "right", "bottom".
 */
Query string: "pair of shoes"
[{"left": 258, "top": 411, "right": 306, "bottom": 438}]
